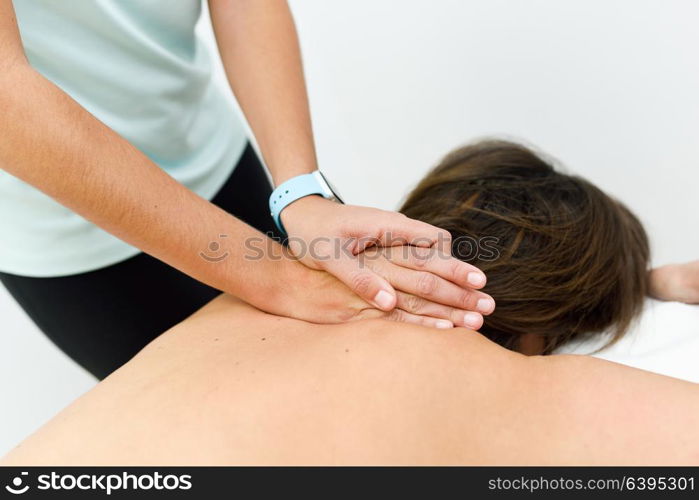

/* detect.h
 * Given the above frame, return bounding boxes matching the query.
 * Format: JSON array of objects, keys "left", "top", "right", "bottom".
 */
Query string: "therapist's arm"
[
  {"left": 0, "top": 7, "right": 346, "bottom": 322},
  {"left": 0, "top": 1, "right": 484, "bottom": 328},
  {"left": 209, "top": 0, "right": 495, "bottom": 325}
]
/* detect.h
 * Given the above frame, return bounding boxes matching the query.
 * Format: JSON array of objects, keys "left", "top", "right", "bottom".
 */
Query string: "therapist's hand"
[
  {"left": 279, "top": 261, "right": 489, "bottom": 330},
  {"left": 280, "top": 196, "right": 494, "bottom": 328}
]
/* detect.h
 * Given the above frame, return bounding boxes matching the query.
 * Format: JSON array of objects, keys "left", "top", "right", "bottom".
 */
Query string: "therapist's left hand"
[{"left": 280, "top": 196, "right": 495, "bottom": 327}]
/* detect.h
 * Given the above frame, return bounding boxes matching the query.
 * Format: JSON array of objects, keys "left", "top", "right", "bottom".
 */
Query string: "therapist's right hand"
[
  {"left": 279, "top": 198, "right": 494, "bottom": 329},
  {"left": 277, "top": 245, "right": 493, "bottom": 330}
]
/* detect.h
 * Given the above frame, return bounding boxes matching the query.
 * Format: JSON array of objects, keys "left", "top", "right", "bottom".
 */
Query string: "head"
[{"left": 400, "top": 139, "right": 650, "bottom": 354}]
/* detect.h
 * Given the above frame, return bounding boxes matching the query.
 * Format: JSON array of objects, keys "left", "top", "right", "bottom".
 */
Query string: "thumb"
[{"left": 322, "top": 254, "right": 397, "bottom": 311}]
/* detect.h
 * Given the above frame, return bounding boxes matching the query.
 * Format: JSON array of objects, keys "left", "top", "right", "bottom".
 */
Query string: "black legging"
[{"left": 0, "top": 144, "right": 283, "bottom": 380}]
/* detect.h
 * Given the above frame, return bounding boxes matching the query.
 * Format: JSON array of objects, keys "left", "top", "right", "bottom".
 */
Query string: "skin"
[
  {"left": 2, "top": 295, "right": 698, "bottom": 466},
  {"left": 650, "top": 260, "right": 699, "bottom": 305},
  {"left": 0, "top": 0, "right": 494, "bottom": 329},
  {"left": 3, "top": 1, "right": 695, "bottom": 463}
]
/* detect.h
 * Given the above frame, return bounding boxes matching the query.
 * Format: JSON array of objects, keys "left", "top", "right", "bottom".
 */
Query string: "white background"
[{"left": 2, "top": 0, "right": 698, "bottom": 455}]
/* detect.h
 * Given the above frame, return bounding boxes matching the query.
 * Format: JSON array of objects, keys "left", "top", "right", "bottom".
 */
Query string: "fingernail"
[
  {"left": 435, "top": 320, "right": 454, "bottom": 329},
  {"left": 467, "top": 272, "right": 486, "bottom": 287},
  {"left": 373, "top": 290, "right": 395, "bottom": 310},
  {"left": 476, "top": 298, "right": 495, "bottom": 314},
  {"left": 463, "top": 312, "right": 482, "bottom": 329}
]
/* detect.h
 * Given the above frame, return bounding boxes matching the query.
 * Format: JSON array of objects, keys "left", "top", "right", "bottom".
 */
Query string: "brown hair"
[{"left": 400, "top": 140, "right": 650, "bottom": 354}]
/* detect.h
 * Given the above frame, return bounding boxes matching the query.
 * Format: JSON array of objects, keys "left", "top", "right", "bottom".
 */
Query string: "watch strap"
[{"left": 269, "top": 171, "right": 328, "bottom": 235}]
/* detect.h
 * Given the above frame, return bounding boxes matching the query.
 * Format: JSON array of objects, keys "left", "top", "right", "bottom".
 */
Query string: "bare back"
[{"left": 2, "top": 295, "right": 698, "bottom": 465}]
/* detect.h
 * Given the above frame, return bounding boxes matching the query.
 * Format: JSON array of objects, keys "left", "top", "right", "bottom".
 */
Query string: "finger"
[
  {"left": 384, "top": 308, "right": 455, "bottom": 329},
  {"left": 363, "top": 255, "right": 495, "bottom": 315},
  {"left": 395, "top": 292, "right": 484, "bottom": 330},
  {"left": 368, "top": 212, "right": 453, "bottom": 250},
  {"left": 320, "top": 255, "right": 398, "bottom": 311},
  {"left": 382, "top": 245, "right": 487, "bottom": 289},
  {"left": 394, "top": 270, "right": 494, "bottom": 314}
]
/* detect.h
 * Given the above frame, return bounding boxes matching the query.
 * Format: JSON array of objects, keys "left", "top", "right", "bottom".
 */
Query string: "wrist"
[
  {"left": 267, "top": 155, "right": 317, "bottom": 186},
  {"left": 270, "top": 166, "right": 315, "bottom": 186},
  {"left": 271, "top": 258, "right": 319, "bottom": 317},
  {"left": 279, "top": 194, "right": 329, "bottom": 228},
  {"left": 270, "top": 170, "right": 343, "bottom": 234},
  {"left": 236, "top": 254, "right": 306, "bottom": 316}
]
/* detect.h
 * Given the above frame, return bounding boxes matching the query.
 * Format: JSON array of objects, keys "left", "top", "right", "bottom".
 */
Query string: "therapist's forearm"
[
  {"left": 0, "top": 63, "right": 304, "bottom": 310},
  {"left": 209, "top": 0, "right": 317, "bottom": 185}
]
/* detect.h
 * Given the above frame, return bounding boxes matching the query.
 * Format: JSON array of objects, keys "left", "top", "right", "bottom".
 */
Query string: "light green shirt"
[{"left": 0, "top": 0, "right": 248, "bottom": 276}]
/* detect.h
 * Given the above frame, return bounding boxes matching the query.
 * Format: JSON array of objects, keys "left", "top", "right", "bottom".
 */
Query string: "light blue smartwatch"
[{"left": 269, "top": 170, "right": 344, "bottom": 235}]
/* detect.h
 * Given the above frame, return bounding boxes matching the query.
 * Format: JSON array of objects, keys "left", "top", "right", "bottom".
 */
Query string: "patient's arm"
[
  {"left": 1, "top": 295, "right": 698, "bottom": 465},
  {"left": 650, "top": 260, "right": 699, "bottom": 304}
]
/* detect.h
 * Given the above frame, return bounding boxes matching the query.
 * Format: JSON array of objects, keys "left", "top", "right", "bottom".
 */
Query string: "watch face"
[{"left": 316, "top": 171, "right": 344, "bottom": 204}]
